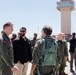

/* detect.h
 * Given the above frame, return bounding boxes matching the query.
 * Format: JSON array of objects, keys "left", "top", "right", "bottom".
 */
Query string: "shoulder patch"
[
  {"left": 34, "top": 38, "right": 44, "bottom": 48},
  {"left": 3, "top": 40, "right": 7, "bottom": 44},
  {"left": 38, "top": 39, "right": 44, "bottom": 44}
]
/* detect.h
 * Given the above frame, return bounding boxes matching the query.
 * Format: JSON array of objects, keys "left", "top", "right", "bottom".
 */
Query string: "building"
[{"left": 57, "top": 0, "right": 75, "bottom": 35}]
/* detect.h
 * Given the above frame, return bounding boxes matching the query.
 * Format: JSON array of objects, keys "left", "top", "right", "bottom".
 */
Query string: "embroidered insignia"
[
  {"left": 38, "top": 39, "right": 44, "bottom": 44},
  {"left": 34, "top": 39, "right": 44, "bottom": 48},
  {"left": 38, "top": 40, "right": 42, "bottom": 44}
]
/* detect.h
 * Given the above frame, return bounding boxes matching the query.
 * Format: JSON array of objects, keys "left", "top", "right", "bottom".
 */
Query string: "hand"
[
  {"left": 64, "top": 57, "right": 67, "bottom": 62},
  {"left": 27, "top": 61, "right": 30, "bottom": 63},
  {"left": 11, "top": 65, "right": 19, "bottom": 74},
  {"left": 58, "top": 63, "right": 61, "bottom": 68},
  {"left": 29, "top": 71, "right": 34, "bottom": 75},
  {"left": 18, "top": 61, "right": 21, "bottom": 64}
]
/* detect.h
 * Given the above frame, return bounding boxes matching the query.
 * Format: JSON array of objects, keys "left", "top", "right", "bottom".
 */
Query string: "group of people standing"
[{"left": 0, "top": 22, "right": 76, "bottom": 75}]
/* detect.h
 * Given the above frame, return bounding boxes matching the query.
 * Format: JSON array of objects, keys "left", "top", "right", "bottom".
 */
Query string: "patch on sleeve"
[
  {"left": 38, "top": 39, "right": 43, "bottom": 44},
  {"left": 3, "top": 40, "right": 7, "bottom": 44}
]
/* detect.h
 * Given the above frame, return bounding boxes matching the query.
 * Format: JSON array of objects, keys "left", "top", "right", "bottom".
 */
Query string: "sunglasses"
[{"left": 20, "top": 30, "right": 25, "bottom": 32}]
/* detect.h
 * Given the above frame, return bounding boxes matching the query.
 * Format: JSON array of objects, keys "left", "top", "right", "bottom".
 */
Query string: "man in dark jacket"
[
  {"left": 13, "top": 27, "right": 32, "bottom": 75},
  {"left": 69, "top": 32, "right": 76, "bottom": 73}
]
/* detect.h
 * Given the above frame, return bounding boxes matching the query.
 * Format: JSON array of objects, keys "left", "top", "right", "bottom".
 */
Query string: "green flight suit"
[
  {"left": 32, "top": 36, "right": 61, "bottom": 75},
  {"left": 31, "top": 38, "right": 37, "bottom": 53},
  {"left": 57, "top": 40, "right": 68, "bottom": 75},
  {"left": 0, "top": 34, "right": 3, "bottom": 75},
  {"left": 0, "top": 32, "right": 14, "bottom": 75}
]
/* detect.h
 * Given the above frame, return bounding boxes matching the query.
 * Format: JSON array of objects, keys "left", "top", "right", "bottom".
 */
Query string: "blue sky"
[{"left": 0, "top": 0, "right": 76, "bottom": 38}]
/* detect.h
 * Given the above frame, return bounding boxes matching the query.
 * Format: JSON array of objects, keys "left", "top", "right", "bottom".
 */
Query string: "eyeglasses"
[{"left": 20, "top": 30, "right": 25, "bottom": 32}]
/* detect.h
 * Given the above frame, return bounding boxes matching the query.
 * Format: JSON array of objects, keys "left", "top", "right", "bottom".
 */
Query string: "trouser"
[
  {"left": 59, "top": 59, "right": 66, "bottom": 75},
  {"left": 0, "top": 69, "right": 2, "bottom": 75},
  {"left": 13, "top": 62, "right": 29, "bottom": 75},
  {"left": 1, "top": 64, "right": 13, "bottom": 75},
  {"left": 37, "top": 66, "right": 56, "bottom": 75},
  {"left": 70, "top": 52, "right": 76, "bottom": 70},
  {"left": 59, "top": 65, "right": 64, "bottom": 75}
]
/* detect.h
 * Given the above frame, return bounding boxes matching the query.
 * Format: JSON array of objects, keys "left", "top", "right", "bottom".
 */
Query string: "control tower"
[{"left": 57, "top": 0, "right": 75, "bottom": 35}]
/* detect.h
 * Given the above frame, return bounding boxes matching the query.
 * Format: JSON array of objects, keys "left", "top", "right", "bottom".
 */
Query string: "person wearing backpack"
[
  {"left": 57, "top": 33, "right": 68, "bottom": 75},
  {"left": 30, "top": 25, "right": 61, "bottom": 75}
]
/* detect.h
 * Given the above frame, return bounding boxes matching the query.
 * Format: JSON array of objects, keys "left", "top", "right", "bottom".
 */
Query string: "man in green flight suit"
[
  {"left": 57, "top": 33, "right": 68, "bottom": 75},
  {"left": 0, "top": 32, "right": 3, "bottom": 75},
  {"left": 0, "top": 22, "right": 19, "bottom": 75},
  {"left": 31, "top": 33, "right": 37, "bottom": 51},
  {"left": 30, "top": 25, "right": 61, "bottom": 75}
]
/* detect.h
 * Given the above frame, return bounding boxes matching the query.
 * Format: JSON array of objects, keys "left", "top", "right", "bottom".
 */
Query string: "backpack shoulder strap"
[{"left": 40, "top": 39, "right": 46, "bottom": 57}]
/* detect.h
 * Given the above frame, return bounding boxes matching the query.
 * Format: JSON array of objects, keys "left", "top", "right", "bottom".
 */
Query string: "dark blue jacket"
[{"left": 69, "top": 38, "right": 76, "bottom": 53}]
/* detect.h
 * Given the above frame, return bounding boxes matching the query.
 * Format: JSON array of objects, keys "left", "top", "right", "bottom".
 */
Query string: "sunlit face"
[
  {"left": 20, "top": 29, "right": 26, "bottom": 36},
  {"left": 41, "top": 30, "right": 46, "bottom": 38},
  {"left": 6, "top": 25, "right": 13, "bottom": 35},
  {"left": 34, "top": 34, "right": 37, "bottom": 38},
  {"left": 58, "top": 34, "right": 63, "bottom": 40}
]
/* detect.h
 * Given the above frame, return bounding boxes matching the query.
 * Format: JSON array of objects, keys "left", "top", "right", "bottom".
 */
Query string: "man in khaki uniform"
[{"left": 0, "top": 22, "right": 19, "bottom": 75}]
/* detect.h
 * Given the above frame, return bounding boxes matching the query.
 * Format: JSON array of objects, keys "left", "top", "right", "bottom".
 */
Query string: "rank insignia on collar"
[{"left": 3, "top": 40, "right": 7, "bottom": 44}]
